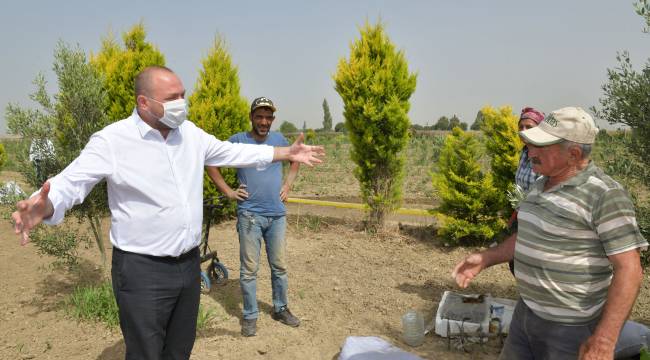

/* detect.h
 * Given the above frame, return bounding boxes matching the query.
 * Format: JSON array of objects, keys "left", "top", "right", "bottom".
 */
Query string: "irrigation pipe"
[{"left": 286, "top": 198, "right": 434, "bottom": 217}]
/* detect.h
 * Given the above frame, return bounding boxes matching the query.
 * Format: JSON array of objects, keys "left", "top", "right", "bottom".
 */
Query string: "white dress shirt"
[{"left": 42, "top": 110, "right": 274, "bottom": 257}]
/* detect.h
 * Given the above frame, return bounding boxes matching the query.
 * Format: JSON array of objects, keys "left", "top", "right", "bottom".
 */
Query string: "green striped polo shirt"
[{"left": 514, "top": 162, "right": 647, "bottom": 324}]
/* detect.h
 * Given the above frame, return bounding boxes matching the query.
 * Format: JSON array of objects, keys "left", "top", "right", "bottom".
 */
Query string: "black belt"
[{"left": 114, "top": 246, "right": 199, "bottom": 262}]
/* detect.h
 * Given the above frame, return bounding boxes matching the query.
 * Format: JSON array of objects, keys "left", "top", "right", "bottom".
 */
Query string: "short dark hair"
[{"left": 134, "top": 66, "right": 174, "bottom": 98}]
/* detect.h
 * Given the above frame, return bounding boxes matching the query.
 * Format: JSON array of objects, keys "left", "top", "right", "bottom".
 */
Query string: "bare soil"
[{"left": 3, "top": 203, "right": 650, "bottom": 360}]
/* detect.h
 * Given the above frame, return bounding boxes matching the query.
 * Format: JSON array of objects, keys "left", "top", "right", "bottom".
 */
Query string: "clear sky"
[{"left": 2, "top": 0, "right": 649, "bottom": 134}]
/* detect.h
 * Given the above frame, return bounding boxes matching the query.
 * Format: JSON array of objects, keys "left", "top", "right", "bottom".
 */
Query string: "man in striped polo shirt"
[{"left": 452, "top": 107, "right": 647, "bottom": 359}]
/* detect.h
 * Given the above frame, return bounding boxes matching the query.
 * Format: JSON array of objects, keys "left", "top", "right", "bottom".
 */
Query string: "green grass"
[
  {"left": 197, "top": 304, "right": 217, "bottom": 331},
  {"left": 66, "top": 281, "right": 219, "bottom": 331},
  {"left": 66, "top": 281, "right": 119, "bottom": 328}
]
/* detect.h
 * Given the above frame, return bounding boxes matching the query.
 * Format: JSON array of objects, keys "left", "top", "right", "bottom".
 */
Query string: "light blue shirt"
[{"left": 229, "top": 132, "right": 288, "bottom": 216}]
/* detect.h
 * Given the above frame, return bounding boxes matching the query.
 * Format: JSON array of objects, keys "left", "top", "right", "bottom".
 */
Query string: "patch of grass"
[
  {"left": 293, "top": 214, "right": 325, "bottom": 232},
  {"left": 66, "top": 281, "right": 119, "bottom": 328},
  {"left": 297, "top": 289, "right": 306, "bottom": 300},
  {"left": 197, "top": 304, "right": 217, "bottom": 331}
]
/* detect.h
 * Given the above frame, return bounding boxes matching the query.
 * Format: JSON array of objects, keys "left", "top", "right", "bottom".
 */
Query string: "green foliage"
[
  {"left": 334, "top": 21, "right": 417, "bottom": 230},
  {"left": 0, "top": 143, "right": 6, "bottom": 170},
  {"left": 6, "top": 42, "right": 111, "bottom": 265},
  {"left": 334, "top": 122, "right": 347, "bottom": 133},
  {"left": 470, "top": 110, "right": 484, "bottom": 130},
  {"left": 322, "top": 98, "right": 333, "bottom": 131},
  {"left": 67, "top": 281, "right": 119, "bottom": 328},
  {"left": 305, "top": 128, "right": 316, "bottom": 143},
  {"left": 593, "top": 51, "right": 650, "bottom": 168},
  {"left": 0, "top": 138, "right": 26, "bottom": 172},
  {"left": 6, "top": 75, "right": 59, "bottom": 186},
  {"left": 641, "top": 346, "right": 650, "bottom": 360},
  {"left": 279, "top": 121, "right": 299, "bottom": 134},
  {"left": 30, "top": 224, "right": 90, "bottom": 268},
  {"left": 594, "top": 4, "right": 650, "bottom": 169},
  {"left": 189, "top": 35, "right": 249, "bottom": 219},
  {"left": 432, "top": 128, "right": 505, "bottom": 245},
  {"left": 479, "top": 105, "right": 522, "bottom": 213},
  {"left": 433, "top": 116, "right": 449, "bottom": 130},
  {"left": 449, "top": 115, "right": 461, "bottom": 129},
  {"left": 197, "top": 304, "right": 217, "bottom": 331},
  {"left": 634, "top": 0, "right": 650, "bottom": 32},
  {"left": 91, "top": 22, "right": 165, "bottom": 122}
]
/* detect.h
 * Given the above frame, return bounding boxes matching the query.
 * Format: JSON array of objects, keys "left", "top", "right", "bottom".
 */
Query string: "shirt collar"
[
  {"left": 132, "top": 108, "right": 180, "bottom": 139},
  {"left": 535, "top": 161, "right": 596, "bottom": 192}
]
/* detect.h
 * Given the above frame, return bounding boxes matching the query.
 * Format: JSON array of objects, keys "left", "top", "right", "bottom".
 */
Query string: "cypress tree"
[
  {"left": 322, "top": 98, "right": 333, "bottom": 131},
  {"left": 91, "top": 22, "right": 165, "bottom": 122},
  {"left": 334, "top": 21, "right": 417, "bottom": 230},
  {"left": 189, "top": 35, "right": 250, "bottom": 217},
  {"left": 479, "top": 105, "right": 522, "bottom": 212},
  {"left": 432, "top": 127, "right": 504, "bottom": 245}
]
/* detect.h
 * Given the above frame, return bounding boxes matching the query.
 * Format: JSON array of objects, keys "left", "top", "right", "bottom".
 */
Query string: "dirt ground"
[{"left": 2, "top": 202, "right": 650, "bottom": 359}]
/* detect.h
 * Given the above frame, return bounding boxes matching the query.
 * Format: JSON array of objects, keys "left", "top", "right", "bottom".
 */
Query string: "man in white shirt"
[{"left": 11, "top": 66, "right": 324, "bottom": 360}]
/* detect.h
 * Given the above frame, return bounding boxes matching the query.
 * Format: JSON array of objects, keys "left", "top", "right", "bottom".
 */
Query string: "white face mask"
[{"left": 148, "top": 98, "right": 188, "bottom": 129}]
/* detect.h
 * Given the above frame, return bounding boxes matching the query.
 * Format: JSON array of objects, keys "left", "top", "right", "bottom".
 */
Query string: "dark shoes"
[
  {"left": 271, "top": 307, "right": 300, "bottom": 327},
  {"left": 241, "top": 318, "right": 257, "bottom": 337}
]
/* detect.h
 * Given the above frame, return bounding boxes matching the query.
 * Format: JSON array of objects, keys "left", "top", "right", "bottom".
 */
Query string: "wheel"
[
  {"left": 200, "top": 271, "right": 211, "bottom": 294},
  {"left": 209, "top": 261, "right": 229, "bottom": 286}
]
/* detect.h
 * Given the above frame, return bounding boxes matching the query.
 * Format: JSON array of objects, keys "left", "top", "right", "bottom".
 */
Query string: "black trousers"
[{"left": 111, "top": 247, "right": 200, "bottom": 360}]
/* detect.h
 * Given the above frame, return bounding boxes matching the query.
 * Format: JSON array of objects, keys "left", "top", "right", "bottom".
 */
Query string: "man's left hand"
[
  {"left": 288, "top": 133, "right": 325, "bottom": 166},
  {"left": 280, "top": 185, "right": 290, "bottom": 202},
  {"left": 578, "top": 334, "right": 616, "bottom": 360}
]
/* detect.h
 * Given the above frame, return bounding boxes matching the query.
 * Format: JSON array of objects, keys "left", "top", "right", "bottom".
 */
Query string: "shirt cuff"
[
  {"left": 31, "top": 188, "right": 65, "bottom": 226},
  {"left": 256, "top": 145, "right": 274, "bottom": 171}
]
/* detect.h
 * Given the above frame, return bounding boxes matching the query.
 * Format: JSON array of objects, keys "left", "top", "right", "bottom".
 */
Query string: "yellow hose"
[{"left": 286, "top": 198, "right": 434, "bottom": 217}]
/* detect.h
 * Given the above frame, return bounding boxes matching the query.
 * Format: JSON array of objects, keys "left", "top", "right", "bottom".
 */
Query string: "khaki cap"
[{"left": 520, "top": 106, "right": 598, "bottom": 146}]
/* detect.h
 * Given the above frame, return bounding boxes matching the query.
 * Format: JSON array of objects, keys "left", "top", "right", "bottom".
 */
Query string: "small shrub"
[
  {"left": 0, "top": 143, "right": 7, "bottom": 170},
  {"left": 432, "top": 128, "right": 505, "bottom": 245},
  {"left": 67, "top": 281, "right": 119, "bottom": 328},
  {"left": 30, "top": 225, "right": 90, "bottom": 268}
]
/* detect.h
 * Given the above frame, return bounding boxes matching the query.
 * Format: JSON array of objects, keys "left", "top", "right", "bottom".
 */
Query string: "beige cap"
[{"left": 520, "top": 106, "right": 598, "bottom": 146}]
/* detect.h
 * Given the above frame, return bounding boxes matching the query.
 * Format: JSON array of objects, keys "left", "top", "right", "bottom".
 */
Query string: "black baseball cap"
[{"left": 250, "top": 97, "right": 276, "bottom": 113}]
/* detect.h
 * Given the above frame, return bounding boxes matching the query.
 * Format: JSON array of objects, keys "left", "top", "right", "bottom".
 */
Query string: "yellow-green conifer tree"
[
  {"left": 189, "top": 36, "right": 250, "bottom": 217},
  {"left": 479, "top": 105, "right": 522, "bottom": 212},
  {"left": 91, "top": 22, "right": 165, "bottom": 122},
  {"left": 433, "top": 128, "right": 505, "bottom": 245},
  {"left": 334, "top": 21, "right": 417, "bottom": 231}
]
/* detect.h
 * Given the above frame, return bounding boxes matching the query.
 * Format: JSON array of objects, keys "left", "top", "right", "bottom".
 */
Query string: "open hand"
[
  {"left": 288, "top": 133, "right": 325, "bottom": 166},
  {"left": 12, "top": 181, "right": 53, "bottom": 245},
  {"left": 451, "top": 253, "right": 486, "bottom": 289}
]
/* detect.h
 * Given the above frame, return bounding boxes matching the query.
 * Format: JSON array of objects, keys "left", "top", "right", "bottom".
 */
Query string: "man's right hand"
[
  {"left": 452, "top": 253, "right": 487, "bottom": 289},
  {"left": 12, "top": 181, "right": 54, "bottom": 246},
  {"left": 226, "top": 184, "right": 249, "bottom": 201}
]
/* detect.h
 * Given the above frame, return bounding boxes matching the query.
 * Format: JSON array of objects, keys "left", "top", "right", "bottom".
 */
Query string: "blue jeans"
[{"left": 237, "top": 211, "right": 288, "bottom": 320}]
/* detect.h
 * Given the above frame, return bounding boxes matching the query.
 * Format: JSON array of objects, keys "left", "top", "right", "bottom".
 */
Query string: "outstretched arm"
[
  {"left": 280, "top": 161, "right": 300, "bottom": 202},
  {"left": 206, "top": 167, "right": 248, "bottom": 201},
  {"left": 12, "top": 181, "right": 55, "bottom": 245},
  {"left": 273, "top": 133, "right": 324, "bottom": 166},
  {"left": 452, "top": 232, "right": 517, "bottom": 288}
]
